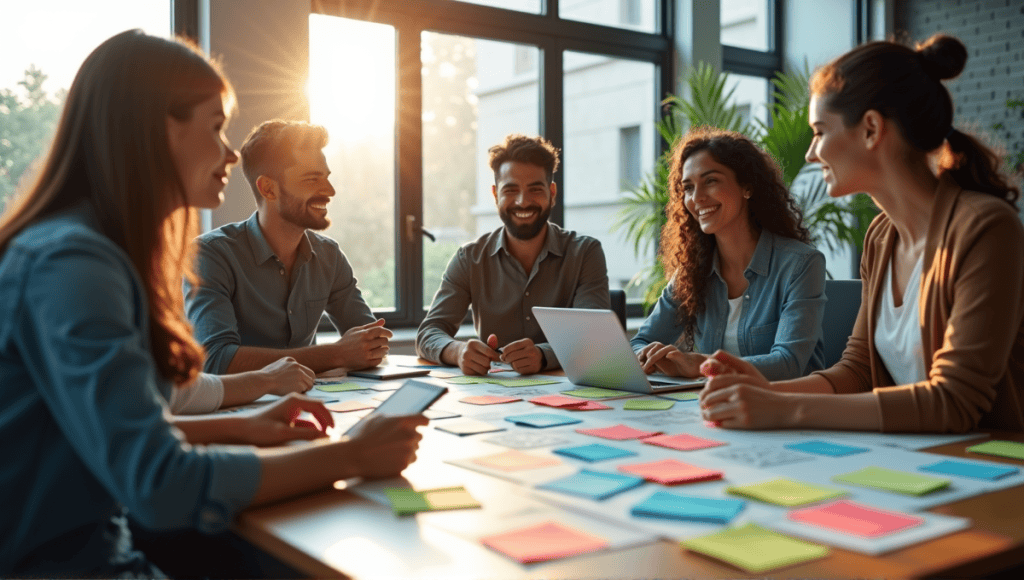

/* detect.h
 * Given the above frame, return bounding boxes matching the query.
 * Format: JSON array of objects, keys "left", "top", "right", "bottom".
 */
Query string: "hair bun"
[{"left": 916, "top": 34, "right": 967, "bottom": 81}]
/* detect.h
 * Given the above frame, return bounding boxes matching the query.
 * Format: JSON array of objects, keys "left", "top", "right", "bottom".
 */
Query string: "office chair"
[
  {"left": 610, "top": 289, "right": 627, "bottom": 331},
  {"left": 822, "top": 279, "right": 862, "bottom": 368}
]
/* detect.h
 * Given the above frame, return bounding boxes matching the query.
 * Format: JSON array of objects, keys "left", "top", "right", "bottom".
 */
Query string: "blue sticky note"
[
  {"left": 919, "top": 459, "right": 1020, "bottom": 481},
  {"left": 553, "top": 443, "right": 637, "bottom": 463},
  {"left": 538, "top": 469, "right": 645, "bottom": 500},
  {"left": 505, "top": 413, "right": 583, "bottom": 428},
  {"left": 631, "top": 491, "right": 746, "bottom": 524},
  {"left": 785, "top": 440, "right": 870, "bottom": 457}
]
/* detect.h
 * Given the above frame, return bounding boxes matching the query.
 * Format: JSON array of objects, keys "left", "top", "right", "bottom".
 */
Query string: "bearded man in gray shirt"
[{"left": 416, "top": 134, "right": 610, "bottom": 376}]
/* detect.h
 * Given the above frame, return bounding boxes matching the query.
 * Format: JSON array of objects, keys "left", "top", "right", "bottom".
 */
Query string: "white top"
[
  {"left": 722, "top": 295, "right": 744, "bottom": 356},
  {"left": 875, "top": 255, "right": 928, "bottom": 385},
  {"left": 169, "top": 372, "right": 225, "bottom": 414}
]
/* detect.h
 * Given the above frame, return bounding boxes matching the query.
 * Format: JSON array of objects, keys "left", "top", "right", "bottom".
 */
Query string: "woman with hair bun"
[
  {"left": 631, "top": 127, "right": 826, "bottom": 381},
  {"left": 700, "top": 34, "right": 1024, "bottom": 433}
]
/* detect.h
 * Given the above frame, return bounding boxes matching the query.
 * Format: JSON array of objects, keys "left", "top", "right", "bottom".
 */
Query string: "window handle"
[{"left": 404, "top": 215, "right": 435, "bottom": 242}]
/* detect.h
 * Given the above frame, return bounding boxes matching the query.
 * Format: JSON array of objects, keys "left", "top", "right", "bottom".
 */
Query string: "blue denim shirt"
[
  {"left": 631, "top": 230, "right": 826, "bottom": 380},
  {"left": 0, "top": 203, "right": 260, "bottom": 575}
]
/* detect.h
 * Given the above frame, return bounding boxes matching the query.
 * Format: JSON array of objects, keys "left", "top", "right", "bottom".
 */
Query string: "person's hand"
[
  {"left": 336, "top": 319, "right": 392, "bottom": 370},
  {"left": 238, "top": 393, "right": 335, "bottom": 446},
  {"left": 698, "top": 350, "right": 784, "bottom": 429},
  {"left": 345, "top": 414, "right": 428, "bottom": 479},
  {"left": 456, "top": 338, "right": 500, "bottom": 376},
  {"left": 500, "top": 338, "right": 543, "bottom": 375},
  {"left": 636, "top": 342, "right": 705, "bottom": 377},
  {"left": 257, "top": 357, "right": 315, "bottom": 396}
]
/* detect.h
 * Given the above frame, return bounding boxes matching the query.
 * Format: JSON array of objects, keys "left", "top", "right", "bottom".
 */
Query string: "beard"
[
  {"left": 279, "top": 185, "right": 331, "bottom": 231},
  {"left": 499, "top": 203, "right": 551, "bottom": 240}
]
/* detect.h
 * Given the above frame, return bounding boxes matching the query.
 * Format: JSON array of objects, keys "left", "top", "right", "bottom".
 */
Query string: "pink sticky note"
[
  {"left": 326, "top": 400, "right": 375, "bottom": 412},
  {"left": 643, "top": 433, "right": 726, "bottom": 451},
  {"left": 704, "top": 420, "right": 722, "bottom": 428},
  {"left": 576, "top": 424, "right": 662, "bottom": 440},
  {"left": 530, "top": 395, "right": 590, "bottom": 408},
  {"left": 566, "top": 401, "right": 613, "bottom": 411},
  {"left": 481, "top": 521, "right": 609, "bottom": 564},
  {"left": 471, "top": 450, "right": 562, "bottom": 472},
  {"left": 618, "top": 458, "right": 723, "bottom": 485},
  {"left": 788, "top": 500, "right": 925, "bottom": 538},
  {"left": 460, "top": 395, "right": 522, "bottom": 405}
]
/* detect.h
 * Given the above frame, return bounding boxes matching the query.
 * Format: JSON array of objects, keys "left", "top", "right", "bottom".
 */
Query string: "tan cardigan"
[{"left": 815, "top": 178, "right": 1024, "bottom": 433}]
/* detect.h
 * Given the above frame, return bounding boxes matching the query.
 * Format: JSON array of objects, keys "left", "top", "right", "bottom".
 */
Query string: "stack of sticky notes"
[
  {"left": 528, "top": 395, "right": 610, "bottom": 411},
  {"left": 553, "top": 443, "right": 637, "bottom": 463},
  {"left": 481, "top": 521, "right": 609, "bottom": 563},
  {"left": 576, "top": 424, "right": 661, "bottom": 440},
  {"left": 643, "top": 433, "right": 726, "bottom": 451},
  {"left": 315, "top": 382, "right": 366, "bottom": 393},
  {"left": 661, "top": 391, "right": 700, "bottom": 401},
  {"left": 618, "top": 459, "right": 723, "bottom": 485},
  {"left": 460, "top": 395, "right": 522, "bottom": 405},
  {"left": 623, "top": 399, "right": 675, "bottom": 411},
  {"left": 726, "top": 478, "right": 847, "bottom": 507},
  {"left": 471, "top": 450, "right": 562, "bottom": 472},
  {"left": 966, "top": 440, "right": 1024, "bottom": 461},
  {"left": 631, "top": 491, "right": 745, "bottom": 524},
  {"left": 382, "top": 486, "right": 481, "bottom": 516},
  {"left": 785, "top": 440, "right": 870, "bottom": 457},
  {"left": 787, "top": 500, "right": 924, "bottom": 537},
  {"left": 538, "top": 469, "right": 645, "bottom": 500},
  {"left": 681, "top": 523, "right": 829, "bottom": 573},
  {"left": 505, "top": 413, "right": 583, "bottom": 428},
  {"left": 919, "top": 459, "right": 1020, "bottom": 481},
  {"left": 561, "top": 387, "right": 634, "bottom": 399},
  {"left": 832, "top": 466, "right": 949, "bottom": 496}
]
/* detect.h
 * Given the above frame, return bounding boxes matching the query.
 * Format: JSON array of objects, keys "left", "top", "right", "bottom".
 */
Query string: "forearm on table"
[
  {"left": 771, "top": 373, "right": 836, "bottom": 394},
  {"left": 440, "top": 340, "right": 465, "bottom": 367},
  {"left": 250, "top": 439, "right": 362, "bottom": 506},
  {"left": 218, "top": 371, "right": 270, "bottom": 408},
  {"left": 787, "top": 391, "right": 882, "bottom": 430},
  {"left": 226, "top": 345, "right": 339, "bottom": 375},
  {"left": 172, "top": 415, "right": 248, "bottom": 445}
]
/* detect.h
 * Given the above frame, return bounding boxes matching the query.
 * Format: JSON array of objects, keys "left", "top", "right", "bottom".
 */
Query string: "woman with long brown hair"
[
  {"left": 700, "top": 34, "right": 1024, "bottom": 433},
  {"left": 631, "top": 127, "right": 826, "bottom": 381},
  {"left": 0, "top": 30, "right": 424, "bottom": 576}
]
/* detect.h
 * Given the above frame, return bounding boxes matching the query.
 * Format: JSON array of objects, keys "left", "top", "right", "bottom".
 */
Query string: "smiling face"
[
  {"left": 167, "top": 93, "right": 238, "bottom": 209},
  {"left": 492, "top": 160, "right": 556, "bottom": 241},
  {"left": 806, "top": 94, "right": 872, "bottom": 198},
  {"left": 274, "top": 146, "right": 335, "bottom": 231},
  {"left": 680, "top": 150, "right": 751, "bottom": 238}
]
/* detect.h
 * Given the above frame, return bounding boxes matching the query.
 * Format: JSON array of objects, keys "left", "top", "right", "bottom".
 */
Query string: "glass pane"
[
  {"left": 561, "top": 0, "right": 659, "bottom": 33},
  {"left": 725, "top": 74, "right": 770, "bottom": 129},
  {"left": 448, "top": 0, "right": 540, "bottom": 12},
  {"left": 563, "top": 52, "right": 656, "bottom": 302},
  {"left": 309, "top": 15, "right": 396, "bottom": 310},
  {"left": 422, "top": 32, "right": 540, "bottom": 308},
  {"left": 721, "top": 0, "right": 770, "bottom": 51},
  {"left": 1, "top": 1, "right": 169, "bottom": 209}
]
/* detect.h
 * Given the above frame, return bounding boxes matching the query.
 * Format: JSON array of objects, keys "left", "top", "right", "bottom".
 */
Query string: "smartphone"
[
  {"left": 347, "top": 367, "right": 432, "bottom": 380},
  {"left": 343, "top": 379, "right": 448, "bottom": 438}
]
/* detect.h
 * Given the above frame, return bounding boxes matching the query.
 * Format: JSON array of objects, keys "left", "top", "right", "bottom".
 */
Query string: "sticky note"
[
  {"left": 504, "top": 413, "right": 583, "bottom": 428},
  {"left": 446, "top": 376, "right": 491, "bottom": 385},
  {"left": 661, "top": 391, "right": 701, "bottom": 401},
  {"left": 553, "top": 443, "right": 637, "bottom": 463},
  {"left": 919, "top": 459, "right": 1020, "bottom": 481},
  {"left": 643, "top": 433, "right": 726, "bottom": 451},
  {"left": 530, "top": 395, "right": 590, "bottom": 408},
  {"left": 471, "top": 450, "right": 562, "bottom": 472},
  {"left": 423, "top": 409, "right": 459, "bottom": 420},
  {"left": 489, "top": 377, "right": 561, "bottom": 387},
  {"left": 631, "top": 491, "right": 745, "bottom": 524},
  {"left": 538, "top": 469, "right": 645, "bottom": 500},
  {"left": 785, "top": 440, "right": 870, "bottom": 457},
  {"left": 382, "top": 486, "right": 481, "bottom": 515},
  {"left": 966, "top": 440, "right": 1024, "bottom": 461},
  {"left": 315, "top": 382, "right": 366, "bottom": 393},
  {"left": 833, "top": 466, "right": 949, "bottom": 496},
  {"left": 618, "top": 459, "right": 722, "bottom": 485},
  {"left": 560, "top": 387, "right": 634, "bottom": 399},
  {"left": 481, "top": 521, "right": 609, "bottom": 564},
  {"left": 726, "top": 478, "right": 847, "bottom": 507},
  {"left": 460, "top": 395, "right": 522, "bottom": 405},
  {"left": 681, "top": 523, "right": 829, "bottom": 573},
  {"left": 435, "top": 418, "right": 505, "bottom": 436},
  {"left": 624, "top": 399, "right": 675, "bottom": 411},
  {"left": 326, "top": 400, "right": 375, "bottom": 412},
  {"left": 576, "top": 424, "right": 661, "bottom": 440},
  {"left": 787, "top": 500, "right": 924, "bottom": 538},
  {"left": 565, "top": 401, "right": 612, "bottom": 411}
]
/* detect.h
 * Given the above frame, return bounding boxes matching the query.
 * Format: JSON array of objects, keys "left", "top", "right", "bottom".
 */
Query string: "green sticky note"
[
  {"left": 561, "top": 387, "right": 634, "bottom": 399},
  {"left": 383, "top": 486, "right": 480, "bottom": 515},
  {"left": 446, "top": 376, "right": 490, "bottom": 385},
  {"left": 661, "top": 391, "right": 700, "bottom": 401},
  {"left": 489, "top": 377, "right": 561, "bottom": 387},
  {"left": 681, "top": 523, "right": 829, "bottom": 573},
  {"left": 727, "top": 478, "right": 847, "bottom": 507},
  {"left": 315, "top": 382, "right": 366, "bottom": 392},
  {"left": 383, "top": 488, "right": 432, "bottom": 515},
  {"left": 624, "top": 399, "right": 675, "bottom": 411},
  {"left": 967, "top": 440, "right": 1024, "bottom": 461},
  {"left": 833, "top": 466, "right": 950, "bottom": 496}
]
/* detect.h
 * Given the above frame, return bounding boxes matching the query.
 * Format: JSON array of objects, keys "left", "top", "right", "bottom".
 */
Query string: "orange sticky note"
[
  {"left": 576, "top": 424, "right": 662, "bottom": 440},
  {"left": 530, "top": 395, "right": 590, "bottom": 408},
  {"left": 326, "top": 400, "right": 375, "bottom": 413},
  {"left": 643, "top": 433, "right": 726, "bottom": 451},
  {"left": 460, "top": 395, "right": 522, "bottom": 405},
  {"left": 566, "top": 401, "right": 613, "bottom": 411},
  {"left": 471, "top": 450, "right": 562, "bottom": 472},
  {"left": 618, "top": 458, "right": 723, "bottom": 485},
  {"left": 482, "top": 521, "right": 609, "bottom": 563},
  {"left": 788, "top": 500, "right": 924, "bottom": 537}
]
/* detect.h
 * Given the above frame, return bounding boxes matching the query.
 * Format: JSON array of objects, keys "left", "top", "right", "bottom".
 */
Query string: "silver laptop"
[{"left": 533, "top": 306, "right": 706, "bottom": 394}]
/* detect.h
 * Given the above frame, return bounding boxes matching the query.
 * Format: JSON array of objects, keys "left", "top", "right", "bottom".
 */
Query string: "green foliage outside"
[
  {"left": 614, "top": 62, "right": 879, "bottom": 311},
  {"left": 1, "top": 66, "right": 65, "bottom": 211}
]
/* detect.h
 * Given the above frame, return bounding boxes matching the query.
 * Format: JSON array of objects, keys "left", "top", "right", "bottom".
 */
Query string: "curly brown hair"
[{"left": 662, "top": 126, "right": 810, "bottom": 350}]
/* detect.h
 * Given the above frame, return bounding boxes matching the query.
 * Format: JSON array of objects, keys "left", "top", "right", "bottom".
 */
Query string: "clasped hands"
[{"left": 456, "top": 334, "right": 543, "bottom": 376}]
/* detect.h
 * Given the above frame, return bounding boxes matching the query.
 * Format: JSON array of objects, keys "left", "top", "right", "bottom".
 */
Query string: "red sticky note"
[
  {"left": 618, "top": 459, "right": 723, "bottom": 485},
  {"left": 576, "top": 424, "right": 662, "bottom": 440},
  {"left": 461, "top": 395, "right": 522, "bottom": 405},
  {"left": 643, "top": 433, "right": 726, "bottom": 451},
  {"left": 326, "top": 400, "right": 375, "bottom": 413},
  {"left": 481, "top": 521, "right": 609, "bottom": 564},
  {"left": 471, "top": 450, "right": 562, "bottom": 472},
  {"left": 566, "top": 401, "right": 613, "bottom": 411},
  {"left": 787, "top": 500, "right": 925, "bottom": 538},
  {"left": 530, "top": 395, "right": 590, "bottom": 408}
]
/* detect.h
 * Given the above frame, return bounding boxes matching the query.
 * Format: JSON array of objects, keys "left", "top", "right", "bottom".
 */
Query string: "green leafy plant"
[{"left": 614, "top": 63, "right": 877, "bottom": 311}]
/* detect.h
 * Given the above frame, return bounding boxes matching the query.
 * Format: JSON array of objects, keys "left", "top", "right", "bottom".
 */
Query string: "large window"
[{"left": 720, "top": 0, "right": 780, "bottom": 145}]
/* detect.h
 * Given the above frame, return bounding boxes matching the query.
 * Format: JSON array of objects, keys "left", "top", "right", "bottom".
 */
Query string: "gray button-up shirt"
[
  {"left": 184, "top": 212, "right": 375, "bottom": 374},
  {"left": 416, "top": 222, "right": 610, "bottom": 370}
]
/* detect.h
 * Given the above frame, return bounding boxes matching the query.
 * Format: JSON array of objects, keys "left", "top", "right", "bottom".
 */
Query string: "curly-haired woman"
[{"left": 630, "top": 127, "right": 826, "bottom": 381}]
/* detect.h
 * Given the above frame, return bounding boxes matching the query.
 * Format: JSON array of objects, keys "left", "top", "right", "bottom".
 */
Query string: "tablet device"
[
  {"left": 347, "top": 367, "right": 432, "bottom": 380},
  {"left": 343, "top": 379, "right": 448, "bottom": 437}
]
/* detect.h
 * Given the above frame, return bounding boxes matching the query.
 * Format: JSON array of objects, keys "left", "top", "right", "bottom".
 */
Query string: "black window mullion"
[{"left": 541, "top": 41, "right": 565, "bottom": 227}]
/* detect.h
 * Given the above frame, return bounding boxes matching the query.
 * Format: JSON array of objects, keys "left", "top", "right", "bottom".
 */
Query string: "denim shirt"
[
  {"left": 0, "top": 203, "right": 260, "bottom": 575},
  {"left": 631, "top": 230, "right": 826, "bottom": 380}
]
